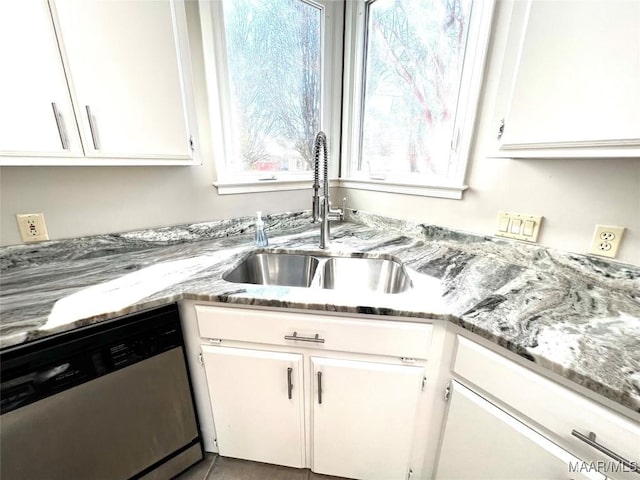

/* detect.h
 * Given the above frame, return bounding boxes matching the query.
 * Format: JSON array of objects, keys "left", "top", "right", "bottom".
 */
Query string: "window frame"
[
  {"left": 199, "top": 0, "right": 344, "bottom": 194},
  {"left": 340, "top": 0, "right": 496, "bottom": 200}
]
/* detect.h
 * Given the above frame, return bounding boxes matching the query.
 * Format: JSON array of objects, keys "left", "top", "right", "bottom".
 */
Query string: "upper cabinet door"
[
  {"left": 0, "top": 0, "right": 82, "bottom": 157},
  {"left": 493, "top": 0, "right": 640, "bottom": 158},
  {"left": 51, "top": 0, "right": 193, "bottom": 159}
]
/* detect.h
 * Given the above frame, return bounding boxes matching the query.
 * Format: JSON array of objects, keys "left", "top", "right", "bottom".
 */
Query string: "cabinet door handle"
[
  {"left": 317, "top": 371, "right": 322, "bottom": 404},
  {"left": 85, "top": 105, "right": 100, "bottom": 150},
  {"left": 571, "top": 430, "right": 640, "bottom": 473},
  {"left": 51, "top": 102, "right": 69, "bottom": 150},
  {"left": 284, "top": 332, "right": 325, "bottom": 343},
  {"left": 287, "top": 367, "right": 293, "bottom": 400}
]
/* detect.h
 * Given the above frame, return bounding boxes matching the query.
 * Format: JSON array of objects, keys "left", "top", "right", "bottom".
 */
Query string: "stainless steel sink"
[
  {"left": 224, "top": 251, "right": 412, "bottom": 294},
  {"left": 223, "top": 253, "right": 319, "bottom": 287},
  {"left": 322, "top": 257, "right": 412, "bottom": 294}
]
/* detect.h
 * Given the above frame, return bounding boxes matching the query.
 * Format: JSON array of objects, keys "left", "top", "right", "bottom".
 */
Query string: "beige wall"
[{"left": 1, "top": 1, "right": 639, "bottom": 265}]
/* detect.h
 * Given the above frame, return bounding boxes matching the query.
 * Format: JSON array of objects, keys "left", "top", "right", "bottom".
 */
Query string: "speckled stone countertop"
[{"left": 1, "top": 210, "right": 639, "bottom": 414}]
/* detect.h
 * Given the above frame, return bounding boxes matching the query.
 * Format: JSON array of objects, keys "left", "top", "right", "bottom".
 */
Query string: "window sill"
[
  {"left": 214, "top": 177, "right": 467, "bottom": 198},
  {"left": 338, "top": 179, "right": 467, "bottom": 200},
  {"left": 214, "top": 178, "right": 340, "bottom": 195}
]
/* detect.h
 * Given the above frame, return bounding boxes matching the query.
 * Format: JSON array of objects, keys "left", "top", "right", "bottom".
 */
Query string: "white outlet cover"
[
  {"left": 589, "top": 225, "right": 624, "bottom": 258},
  {"left": 16, "top": 213, "right": 49, "bottom": 243}
]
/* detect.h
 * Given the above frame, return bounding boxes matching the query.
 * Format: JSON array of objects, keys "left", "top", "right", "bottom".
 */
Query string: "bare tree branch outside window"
[
  {"left": 223, "top": 0, "right": 320, "bottom": 174},
  {"left": 362, "top": 0, "right": 471, "bottom": 178}
]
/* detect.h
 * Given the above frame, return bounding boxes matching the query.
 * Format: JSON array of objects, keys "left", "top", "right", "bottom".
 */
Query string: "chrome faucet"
[{"left": 311, "top": 131, "right": 343, "bottom": 249}]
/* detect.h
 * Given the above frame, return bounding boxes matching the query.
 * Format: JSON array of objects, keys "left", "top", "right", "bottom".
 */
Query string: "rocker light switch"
[
  {"left": 498, "top": 216, "right": 510, "bottom": 232},
  {"left": 523, "top": 220, "right": 535, "bottom": 237},
  {"left": 496, "top": 212, "right": 543, "bottom": 243}
]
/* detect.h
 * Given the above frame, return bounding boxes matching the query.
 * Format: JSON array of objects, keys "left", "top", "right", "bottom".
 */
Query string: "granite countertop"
[{"left": 1, "top": 210, "right": 639, "bottom": 414}]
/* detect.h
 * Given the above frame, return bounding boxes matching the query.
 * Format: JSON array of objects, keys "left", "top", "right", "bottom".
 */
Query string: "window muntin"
[
  {"left": 221, "top": 0, "right": 322, "bottom": 176},
  {"left": 360, "top": 0, "right": 472, "bottom": 180}
]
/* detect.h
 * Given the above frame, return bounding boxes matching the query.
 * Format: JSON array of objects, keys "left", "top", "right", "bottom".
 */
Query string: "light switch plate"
[
  {"left": 496, "top": 212, "right": 543, "bottom": 242},
  {"left": 16, "top": 213, "right": 49, "bottom": 242}
]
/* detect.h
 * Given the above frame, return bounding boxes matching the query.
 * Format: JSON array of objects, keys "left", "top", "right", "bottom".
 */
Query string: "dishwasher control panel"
[{"left": 1, "top": 305, "right": 183, "bottom": 414}]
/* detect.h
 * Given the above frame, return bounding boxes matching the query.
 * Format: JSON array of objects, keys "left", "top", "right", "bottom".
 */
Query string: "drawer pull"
[
  {"left": 317, "top": 371, "right": 323, "bottom": 404},
  {"left": 284, "top": 332, "right": 325, "bottom": 343},
  {"left": 571, "top": 430, "right": 640, "bottom": 474},
  {"left": 287, "top": 367, "right": 293, "bottom": 400}
]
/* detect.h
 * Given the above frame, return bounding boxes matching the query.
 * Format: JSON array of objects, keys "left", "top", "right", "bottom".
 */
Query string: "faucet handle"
[
  {"left": 328, "top": 197, "right": 345, "bottom": 222},
  {"left": 338, "top": 197, "right": 346, "bottom": 220}
]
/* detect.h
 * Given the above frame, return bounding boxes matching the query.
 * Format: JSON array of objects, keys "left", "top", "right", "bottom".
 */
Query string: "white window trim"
[
  {"left": 199, "top": 0, "right": 344, "bottom": 195},
  {"left": 340, "top": 0, "right": 496, "bottom": 200},
  {"left": 338, "top": 179, "right": 468, "bottom": 200},
  {"left": 214, "top": 177, "right": 341, "bottom": 195}
]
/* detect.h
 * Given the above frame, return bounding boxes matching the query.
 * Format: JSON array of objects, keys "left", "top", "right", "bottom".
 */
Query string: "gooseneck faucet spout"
[{"left": 311, "top": 131, "right": 343, "bottom": 249}]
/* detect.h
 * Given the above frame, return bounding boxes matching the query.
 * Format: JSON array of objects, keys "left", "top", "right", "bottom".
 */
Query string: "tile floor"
[{"left": 176, "top": 454, "right": 349, "bottom": 480}]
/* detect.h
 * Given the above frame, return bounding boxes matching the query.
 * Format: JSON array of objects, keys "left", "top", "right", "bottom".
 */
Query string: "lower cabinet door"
[
  {"left": 201, "top": 346, "right": 305, "bottom": 468},
  {"left": 434, "top": 381, "right": 606, "bottom": 480},
  {"left": 311, "top": 356, "right": 424, "bottom": 480}
]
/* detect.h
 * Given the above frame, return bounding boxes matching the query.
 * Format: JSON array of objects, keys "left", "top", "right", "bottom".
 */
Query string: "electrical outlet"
[
  {"left": 16, "top": 213, "right": 49, "bottom": 243},
  {"left": 589, "top": 225, "right": 624, "bottom": 258}
]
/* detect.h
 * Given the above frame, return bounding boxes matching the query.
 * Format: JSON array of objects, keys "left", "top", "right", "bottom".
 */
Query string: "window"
[
  {"left": 342, "top": 0, "right": 495, "bottom": 198},
  {"left": 201, "top": 0, "right": 493, "bottom": 196},
  {"left": 200, "top": 0, "right": 343, "bottom": 193}
]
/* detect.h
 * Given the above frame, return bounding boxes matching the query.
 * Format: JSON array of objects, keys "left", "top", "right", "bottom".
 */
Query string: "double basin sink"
[{"left": 224, "top": 252, "right": 412, "bottom": 294}]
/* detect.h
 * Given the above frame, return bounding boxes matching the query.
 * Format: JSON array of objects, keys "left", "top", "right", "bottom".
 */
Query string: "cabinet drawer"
[
  {"left": 436, "top": 381, "right": 606, "bottom": 480},
  {"left": 452, "top": 335, "right": 640, "bottom": 478},
  {"left": 195, "top": 305, "right": 432, "bottom": 360}
]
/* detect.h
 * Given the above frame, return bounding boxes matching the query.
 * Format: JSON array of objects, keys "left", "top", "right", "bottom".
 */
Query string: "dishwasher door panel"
[{"left": 1, "top": 347, "right": 199, "bottom": 480}]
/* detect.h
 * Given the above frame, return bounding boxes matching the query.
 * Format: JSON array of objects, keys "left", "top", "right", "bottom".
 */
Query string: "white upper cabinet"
[
  {"left": 0, "top": 0, "right": 82, "bottom": 157},
  {"left": 493, "top": 0, "right": 640, "bottom": 158},
  {"left": 52, "top": 0, "right": 193, "bottom": 160},
  {"left": 0, "top": 0, "right": 197, "bottom": 165}
]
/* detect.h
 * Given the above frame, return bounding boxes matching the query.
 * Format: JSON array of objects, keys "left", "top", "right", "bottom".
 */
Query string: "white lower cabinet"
[
  {"left": 194, "top": 305, "right": 432, "bottom": 479},
  {"left": 311, "top": 357, "right": 424, "bottom": 480},
  {"left": 450, "top": 335, "right": 640, "bottom": 480},
  {"left": 434, "top": 381, "right": 605, "bottom": 480},
  {"left": 201, "top": 346, "right": 305, "bottom": 468},
  {"left": 188, "top": 304, "right": 639, "bottom": 480}
]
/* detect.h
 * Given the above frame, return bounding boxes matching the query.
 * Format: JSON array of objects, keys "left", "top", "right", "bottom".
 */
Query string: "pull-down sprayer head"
[{"left": 312, "top": 131, "right": 328, "bottom": 223}]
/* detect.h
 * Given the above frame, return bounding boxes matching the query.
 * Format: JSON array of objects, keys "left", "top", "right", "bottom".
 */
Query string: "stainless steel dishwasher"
[{"left": 0, "top": 303, "right": 203, "bottom": 480}]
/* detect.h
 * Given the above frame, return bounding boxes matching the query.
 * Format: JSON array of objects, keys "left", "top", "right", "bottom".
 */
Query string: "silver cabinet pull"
[
  {"left": 51, "top": 102, "right": 69, "bottom": 150},
  {"left": 85, "top": 105, "right": 100, "bottom": 150},
  {"left": 317, "top": 371, "right": 323, "bottom": 404},
  {"left": 287, "top": 367, "right": 293, "bottom": 400},
  {"left": 284, "top": 332, "right": 325, "bottom": 343},
  {"left": 571, "top": 430, "right": 640, "bottom": 474}
]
